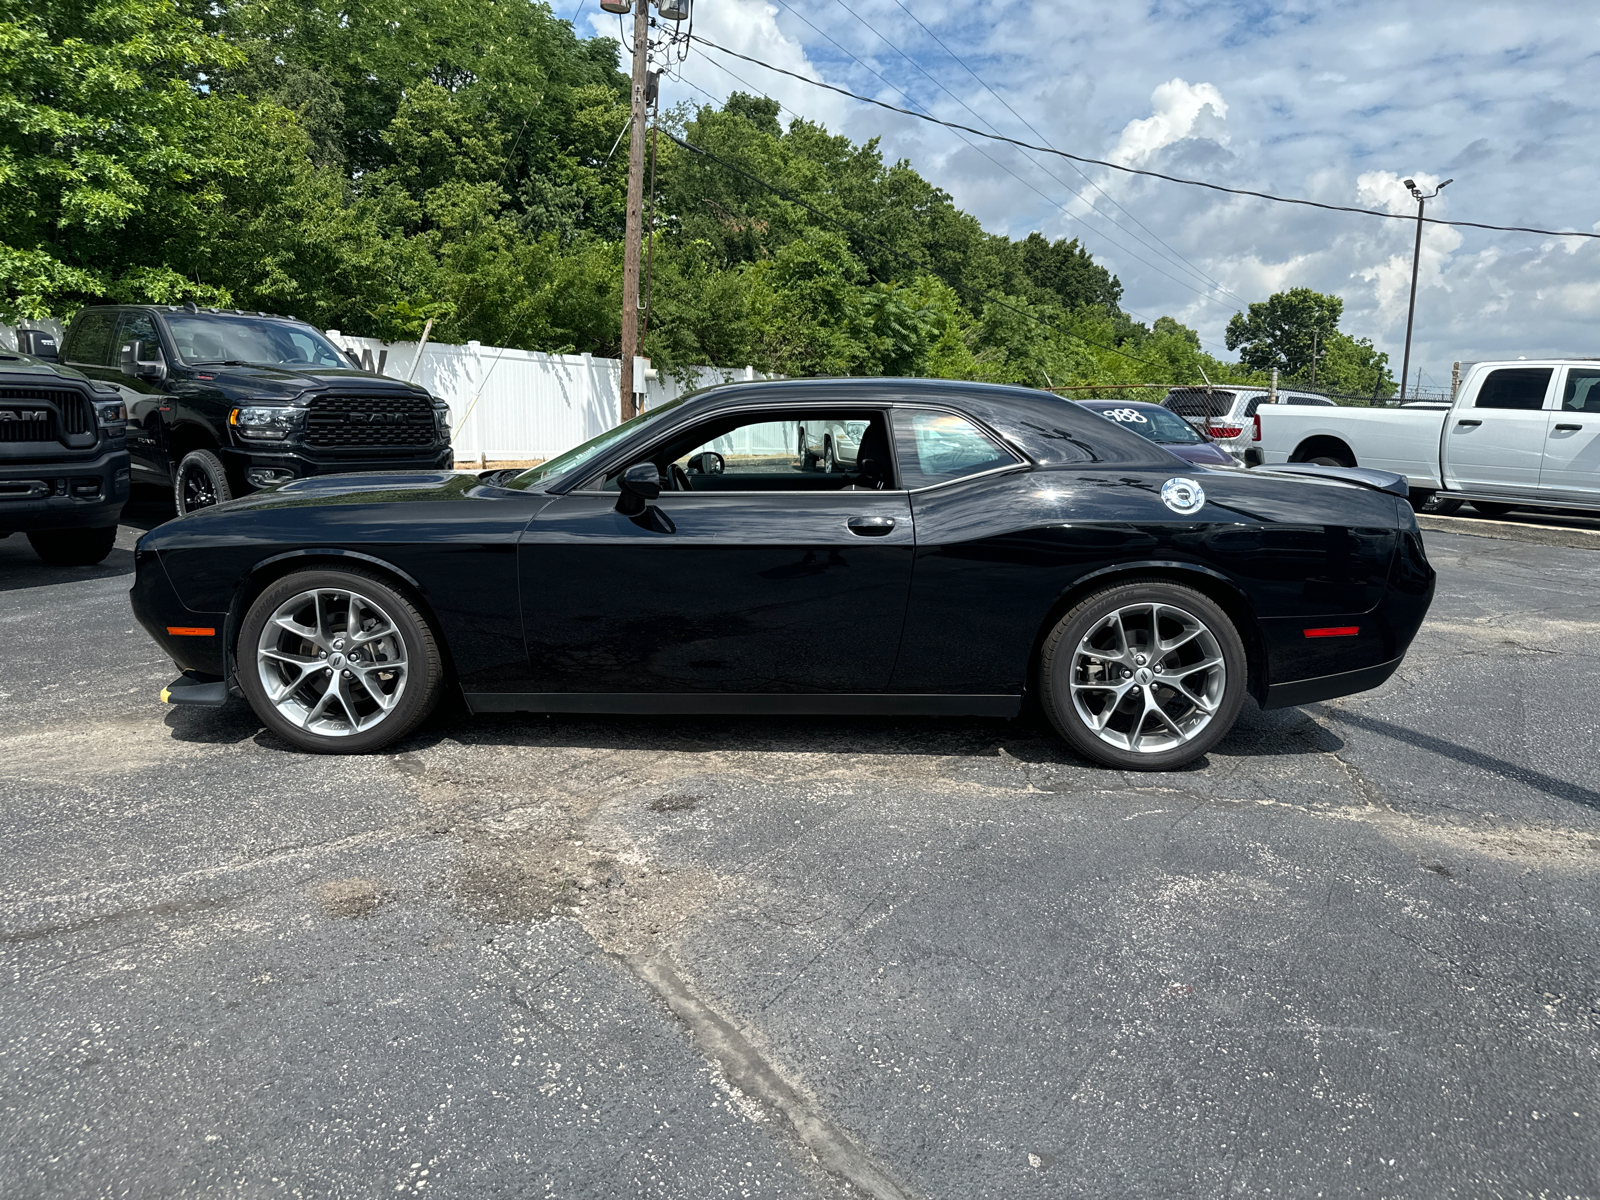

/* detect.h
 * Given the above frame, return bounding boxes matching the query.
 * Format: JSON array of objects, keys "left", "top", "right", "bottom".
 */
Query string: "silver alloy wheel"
[
  {"left": 255, "top": 587, "right": 409, "bottom": 737},
  {"left": 1069, "top": 601, "right": 1225, "bottom": 753}
]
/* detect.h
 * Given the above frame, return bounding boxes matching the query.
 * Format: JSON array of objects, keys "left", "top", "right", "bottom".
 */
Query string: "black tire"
[
  {"left": 824, "top": 439, "right": 837, "bottom": 473},
  {"left": 237, "top": 567, "right": 444, "bottom": 754},
  {"left": 1470, "top": 501, "right": 1512, "bottom": 517},
  {"left": 1308, "top": 454, "right": 1354, "bottom": 468},
  {"left": 1407, "top": 489, "right": 1435, "bottom": 512},
  {"left": 1039, "top": 578, "right": 1247, "bottom": 771},
  {"left": 1431, "top": 496, "right": 1464, "bottom": 515},
  {"left": 174, "top": 448, "right": 232, "bottom": 515},
  {"left": 27, "top": 525, "right": 118, "bottom": 566}
]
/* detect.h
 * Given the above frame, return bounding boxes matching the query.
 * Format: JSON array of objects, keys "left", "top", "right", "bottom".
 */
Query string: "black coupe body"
[{"left": 131, "top": 379, "right": 1435, "bottom": 768}]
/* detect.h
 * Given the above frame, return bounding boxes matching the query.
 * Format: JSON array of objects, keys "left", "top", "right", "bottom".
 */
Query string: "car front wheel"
[
  {"left": 1040, "top": 579, "right": 1247, "bottom": 770},
  {"left": 238, "top": 567, "right": 443, "bottom": 753}
]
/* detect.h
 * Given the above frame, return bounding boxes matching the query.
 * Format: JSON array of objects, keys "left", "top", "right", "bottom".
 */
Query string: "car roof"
[
  {"left": 73, "top": 303, "right": 310, "bottom": 325},
  {"left": 1076, "top": 398, "right": 1169, "bottom": 410},
  {"left": 554, "top": 377, "right": 1177, "bottom": 489}
]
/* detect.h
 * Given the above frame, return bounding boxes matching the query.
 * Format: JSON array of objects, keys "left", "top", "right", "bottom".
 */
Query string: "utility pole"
[
  {"left": 617, "top": 0, "right": 651, "bottom": 422},
  {"left": 1310, "top": 330, "right": 1318, "bottom": 389},
  {"left": 1399, "top": 176, "right": 1452, "bottom": 403}
]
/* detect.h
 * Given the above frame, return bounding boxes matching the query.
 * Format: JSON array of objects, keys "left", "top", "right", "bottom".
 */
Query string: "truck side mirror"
[
  {"left": 120, "top": 341, "right": 167, "bottom": 382},
  {"left": 17, "top": 329, "right": 58, "bottom": 360}
]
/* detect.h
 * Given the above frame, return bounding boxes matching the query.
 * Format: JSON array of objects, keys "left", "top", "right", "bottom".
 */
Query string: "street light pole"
[{"left": 1398, "top": 176, "right": 1452, "bottom": 402}]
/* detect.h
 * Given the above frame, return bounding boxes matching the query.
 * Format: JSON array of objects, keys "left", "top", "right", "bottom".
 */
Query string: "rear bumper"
[
  {"left": 0, "top": 449, "right": 130, "bottom": 534},
  {"left": 1262, "top": 655, "right": 1402, "bottom": 710}
]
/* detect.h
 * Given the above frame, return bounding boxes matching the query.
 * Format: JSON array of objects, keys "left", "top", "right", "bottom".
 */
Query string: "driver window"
[{"left": 603, "top": 411, "right": 894, "bottom": 492}]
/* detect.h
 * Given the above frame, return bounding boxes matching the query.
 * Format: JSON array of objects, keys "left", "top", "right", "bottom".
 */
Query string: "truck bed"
[{"left": 1255, "top": 405, "right": 1447, "bottom": 489}]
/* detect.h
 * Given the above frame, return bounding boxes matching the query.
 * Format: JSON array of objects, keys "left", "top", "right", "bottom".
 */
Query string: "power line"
[
  {"left": 690, "top": 34, "right": 1600, "bottom": 242},
  {"left": 877, "top": 0, "right": 1249, "bottom": 309},
  {"left": 804, "top": 0, "right": 1245, "bottom": 313},
  {"left": 681, "top": 32, "right": 1238, "bottom": 356},
  {"left": 665, "top": 129, "right": 1175, "bottom": 373}
]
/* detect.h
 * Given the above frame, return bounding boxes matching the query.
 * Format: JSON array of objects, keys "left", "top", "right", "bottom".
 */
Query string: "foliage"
[
  {"left": 0, "top": 0, "right": 1380, "bottom": 396},
  {"left": 1224, "top": 286, "right": 1394, "bottom": 397}
]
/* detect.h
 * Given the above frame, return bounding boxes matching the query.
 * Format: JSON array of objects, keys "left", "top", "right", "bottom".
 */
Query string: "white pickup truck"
[{"left": 1249, "top": 359, "right": 1600, "bottom": 514}]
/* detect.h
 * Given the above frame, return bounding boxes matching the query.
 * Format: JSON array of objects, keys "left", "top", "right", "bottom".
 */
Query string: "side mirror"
[
  {"left": 120, "top": 341, "right": 166, "bottom": 382},
  {"left": 16, "top": 329, "right": 57, "bottom": 360},
  {"left": 686, "top": 451, "right": 724, "bottom": 475},
  {"left": 616, "top": 461, "right": 661, "bottom": 515}
]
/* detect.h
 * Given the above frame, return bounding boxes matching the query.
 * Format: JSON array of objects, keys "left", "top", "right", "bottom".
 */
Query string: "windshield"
[
  {"left": 1086, "top": 404, "right": 1206, "bottom": 445},
  {"left": 506, "top": 398, "right": 689, "bottom": 490},
  {"left": 165, "top": 314, "right": 349, "bottom": 368}
]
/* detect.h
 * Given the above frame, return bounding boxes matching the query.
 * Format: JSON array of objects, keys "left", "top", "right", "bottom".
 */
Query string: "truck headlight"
[
  {"left": 229, "top": 404, "right": 301, "bottom": 441},
  {"left": 434, "top": 405, "right": 452, "bottom": 440},
  {"left": 94, "top": 400, "right": 127, "bottom": 426}
]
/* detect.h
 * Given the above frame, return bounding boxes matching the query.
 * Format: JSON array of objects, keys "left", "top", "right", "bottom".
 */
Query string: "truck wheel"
[
  {"left": 1430, "top": 497, "right": 1464, "bottom": 515},
  {"left": 238, "top": 566, "right": 444, "bottom": 754},
  {"left": 1470, "top": 501, "right": 1512, "bottom": 518},
  {"left": 26, "top": 525, "right": 118, "bottom": 566},
  {"left": 174, "top": 449, "right": 232, "bottom": 515},
  {"left": 1039, "top": 578, "right": 1247, "bottom": 771},
  {"left": 1309, "top": 454, "right": 1354, "bottom": 469}
]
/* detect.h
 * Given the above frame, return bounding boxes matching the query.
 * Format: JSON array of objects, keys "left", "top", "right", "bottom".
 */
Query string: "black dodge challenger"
[{"left": 131, "top": 379, "right": 1435, "bottom": 769}]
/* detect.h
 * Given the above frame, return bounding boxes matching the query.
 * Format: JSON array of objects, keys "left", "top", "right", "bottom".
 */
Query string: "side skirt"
[{"left": 462, "top": 692, "right": 1023, "bottom": 718}]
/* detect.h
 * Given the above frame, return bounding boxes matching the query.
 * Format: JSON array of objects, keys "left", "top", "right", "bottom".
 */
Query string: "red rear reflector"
[
  {"left": 1303, "top": 626, "right": 1359, "bottom": 638},
  {"left": 1252, "top": 413, "right": 1261, "bottom": 441},
  {"left": 167, "top": 626, "right": 215, "bottom": 637},
  {"left": 1208, "top": 426, "right": 1243, "bottom": 439}
]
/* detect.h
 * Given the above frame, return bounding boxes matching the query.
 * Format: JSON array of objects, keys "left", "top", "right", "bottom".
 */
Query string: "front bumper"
[
  {"left": 130, "top": 546, "right": 229, "bottom": 677},
  {"left": 219, "top": 442, "right": 454, "bottom": 486},
  {"left": 0, "top": 449, "right": 130, "bottom": 534}
]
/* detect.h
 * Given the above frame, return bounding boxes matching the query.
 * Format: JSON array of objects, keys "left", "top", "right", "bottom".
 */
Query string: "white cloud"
[
  {"left": 637, "top": 0, "right": 1600, "bottom": 386},
  {"left": 1109, "top": 79, "right": 1229, "bottom": 167}
]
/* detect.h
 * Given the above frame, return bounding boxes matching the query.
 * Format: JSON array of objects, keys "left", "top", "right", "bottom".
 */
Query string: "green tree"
[{"left": 1224, "top": 287, "right": 1393, "bottom": 396}]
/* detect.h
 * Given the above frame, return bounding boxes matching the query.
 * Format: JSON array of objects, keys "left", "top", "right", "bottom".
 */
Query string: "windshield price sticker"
[{"left": 1102, "top": 408, "right": 1149, "bottom": 423}]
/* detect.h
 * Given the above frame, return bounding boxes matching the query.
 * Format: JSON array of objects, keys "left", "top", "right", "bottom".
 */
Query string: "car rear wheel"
[
  {"left": 1040, "top": 579, "right": 1247, "bottom": 771},
  {"left": 824, "top": 439, "right": 838, "bottom": 472},
  {"left": 174, "top": 449, "right": 232, "bottom": 515},
  {"left": 27, "top": 525, "right": 118, "bottom": 566},
  {"left": 238, "top": 567, "right": 443, "bottom": 753}
]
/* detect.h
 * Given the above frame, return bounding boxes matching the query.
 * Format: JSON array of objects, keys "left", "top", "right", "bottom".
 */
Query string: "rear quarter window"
[{"left": 64, "top": 310, "right": 120, "bottom": 366}]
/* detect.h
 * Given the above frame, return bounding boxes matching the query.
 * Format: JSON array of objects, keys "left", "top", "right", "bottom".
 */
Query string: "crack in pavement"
[{"left": 622, "top": 948, "right": 917, "bottom": 1200}]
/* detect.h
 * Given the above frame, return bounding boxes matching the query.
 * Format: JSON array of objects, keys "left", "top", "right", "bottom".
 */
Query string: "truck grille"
[
  {"left": 0, "top": 387, "right": 91, "bottom": 442},
  {"left": 305, "top": 393, "right": 437, "bottom": 449}
]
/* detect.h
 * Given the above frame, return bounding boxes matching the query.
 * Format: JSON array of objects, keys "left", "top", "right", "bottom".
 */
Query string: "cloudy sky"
[{"left": 582, "top": 0, "right": 1599, "bottom": 392}]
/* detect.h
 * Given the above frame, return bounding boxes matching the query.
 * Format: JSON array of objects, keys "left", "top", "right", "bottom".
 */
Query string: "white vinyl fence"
[
  {"left": 328, "top": 332, "right": 776, "bottom": 463},
  {"left": 2, "top": 320, "right": 773, "bottom": 464}
]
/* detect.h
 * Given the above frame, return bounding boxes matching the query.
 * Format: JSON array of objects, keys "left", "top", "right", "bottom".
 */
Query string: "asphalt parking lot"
[{"left": 2, "top": 506, "right": 1597, "bottom": 1198}]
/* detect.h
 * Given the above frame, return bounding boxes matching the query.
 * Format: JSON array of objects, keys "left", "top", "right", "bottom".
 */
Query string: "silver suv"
[{"left": 1162, "top": 387, "right": 1336, "bottom": 464}]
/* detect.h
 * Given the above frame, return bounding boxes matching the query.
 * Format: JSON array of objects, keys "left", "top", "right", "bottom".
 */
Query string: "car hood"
[
  {"left": 192, "top": 363, "right": 434, "bottom": 399},
  {"left": 172, "top": 471, "right": 484, "bottom": 522}
]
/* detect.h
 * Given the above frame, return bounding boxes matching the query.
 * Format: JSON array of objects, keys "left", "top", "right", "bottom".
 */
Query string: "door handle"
[
  {"left": 1456, "top": 419, "right": 1481, "bottom": 427},
  {"left": 847, "top": 516, "right": 896, "bottom": 537},
  {"left": 1554, "top": 423, "right": 1583, "bottom": 431}
]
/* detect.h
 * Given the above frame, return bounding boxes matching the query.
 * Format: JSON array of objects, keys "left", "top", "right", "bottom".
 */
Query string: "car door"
[
  {"left": 1444, "top": 366, "right": 1554, "bottom": 494},
  {"left": 517, "top": 407, "right": 915, "bottom": 696},
  {"left": 111, "top": 311, "right": 173, "bottom": 481},
  {"left": 1539, "top": 365, "right": 1600, "bottom": 502}
]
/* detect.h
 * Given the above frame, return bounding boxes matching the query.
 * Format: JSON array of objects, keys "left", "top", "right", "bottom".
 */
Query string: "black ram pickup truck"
[
  {"left": 56, "top": 304, "right": 454, "bottom": 514},
  {"left": 0, "top": 349, "right": 130, "bottom": 565}
]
